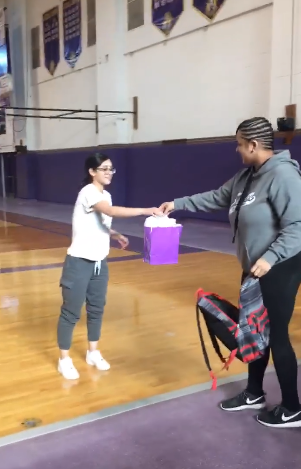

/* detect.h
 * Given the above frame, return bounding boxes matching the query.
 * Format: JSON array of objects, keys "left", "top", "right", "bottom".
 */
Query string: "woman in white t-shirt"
[{"left": 57, "top": 153, "right": 162, "bottom": 380}]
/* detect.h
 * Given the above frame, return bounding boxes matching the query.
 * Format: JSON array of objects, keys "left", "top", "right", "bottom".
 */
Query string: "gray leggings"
[{"left": 57, "top": 255, "right": 109, "bottom": 350}]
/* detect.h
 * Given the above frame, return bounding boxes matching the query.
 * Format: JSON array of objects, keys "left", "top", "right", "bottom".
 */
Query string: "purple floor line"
[
  {"left": 1, "top": 210, "right": 206, "bottom": 255},
  {"left": 2, "top": 222, "right": 204, "bottom": 274},
  {"left": 0, "top": 254, "right": 143, "bottom": 274},
  {"left": 0, "top": 246, "right": 203, "bottom": 275}
]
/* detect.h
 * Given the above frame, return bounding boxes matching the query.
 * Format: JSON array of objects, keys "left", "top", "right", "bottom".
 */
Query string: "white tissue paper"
[{"left": 144, "top": 216, "right": 182, "bottom": 228}]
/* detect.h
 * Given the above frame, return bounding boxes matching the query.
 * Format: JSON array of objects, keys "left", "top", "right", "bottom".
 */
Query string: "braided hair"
[{"left": 236, "top": 117, "right": 274, "bottom": 151}]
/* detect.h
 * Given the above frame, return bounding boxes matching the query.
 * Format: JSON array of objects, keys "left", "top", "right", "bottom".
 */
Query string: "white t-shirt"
[{"left": 67, "top": 184, "right": 112, "bottom": 261}]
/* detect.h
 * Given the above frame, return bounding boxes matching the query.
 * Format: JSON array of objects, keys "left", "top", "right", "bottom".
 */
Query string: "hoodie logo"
[{"left": 229, "top": 192, "right": 256, "bottom": 214}]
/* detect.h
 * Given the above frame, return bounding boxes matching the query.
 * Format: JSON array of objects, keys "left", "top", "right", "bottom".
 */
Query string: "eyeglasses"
[{"left": 97, "top": 166, "right": 116, "bottom": 174}]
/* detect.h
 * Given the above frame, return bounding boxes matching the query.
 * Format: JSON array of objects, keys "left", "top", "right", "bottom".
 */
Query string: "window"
[
  {"left": 127, "top": 0, "right": 144, "bottom": 31},
  {"left": 31, "top": 26, "right": 40, "bottom": 69},
  {"left": 87, "top": 0, "right": 96, "bottom": 47}
]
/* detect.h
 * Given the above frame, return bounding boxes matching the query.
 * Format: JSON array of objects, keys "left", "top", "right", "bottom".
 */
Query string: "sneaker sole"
[
  {"left": 256, "top": 416, "right": 301, "bottom": 428},
  {"left": 220, "top": 402, "right": 266, "bottom": 412},
  {"left": 86, "top": 359, "right": 110, "bottom": 371},
  {"left": 58, "top": 367, "right": 80, "bottom": 380}
]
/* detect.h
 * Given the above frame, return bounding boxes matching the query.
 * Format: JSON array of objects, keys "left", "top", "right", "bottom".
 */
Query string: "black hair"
[
  {"left": 81, "top": 152, "right": 110, "bottom": 187},
  {"left": 236, "top": 117, "right": 274, "bottom": 151}
]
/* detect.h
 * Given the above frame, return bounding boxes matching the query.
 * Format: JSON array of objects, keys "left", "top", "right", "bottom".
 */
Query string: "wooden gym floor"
[{"left": 0, "top": 212, "right": 301, "bottom": 439}]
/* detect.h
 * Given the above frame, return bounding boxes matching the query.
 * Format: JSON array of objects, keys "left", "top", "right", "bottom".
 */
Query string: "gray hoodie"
[{"left": 174, "top": 150, "right": 301, "bottom": 272}]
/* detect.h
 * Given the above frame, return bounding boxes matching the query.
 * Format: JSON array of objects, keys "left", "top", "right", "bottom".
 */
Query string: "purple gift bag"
[{"left": 143, "top": 225, "right": 183, "bottom": 265}]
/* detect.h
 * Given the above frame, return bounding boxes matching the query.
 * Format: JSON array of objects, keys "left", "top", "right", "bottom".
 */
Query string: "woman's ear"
[{"left": 250, "top": 140, "right": 258, "bottom": 154}]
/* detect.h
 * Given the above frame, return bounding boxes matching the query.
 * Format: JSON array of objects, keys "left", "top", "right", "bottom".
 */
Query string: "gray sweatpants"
[{"left": 57, "top": 255, "right": 109, "bottom": 350}]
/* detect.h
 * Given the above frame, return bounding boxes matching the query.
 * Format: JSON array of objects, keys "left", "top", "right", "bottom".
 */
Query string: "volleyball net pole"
[
  {"left": 0, "top": 98, "right": 139, "bottom": 200},
  {"left": 3, "top": 97, "right": 139, "bottom": 133}
]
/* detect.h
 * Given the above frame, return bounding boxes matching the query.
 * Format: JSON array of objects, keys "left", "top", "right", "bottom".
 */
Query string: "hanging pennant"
[
  {"left": 193, "top": 0, "right": 225, "bottom": 22},
  {"left": 43, "top": 7, "right": 60, "bottom": 76},
  {"left": 63, "top": 0, "right": 82, "bottom": 68},
  {"left": 152, "top": 0, "right": 184, "bottom": 36}
]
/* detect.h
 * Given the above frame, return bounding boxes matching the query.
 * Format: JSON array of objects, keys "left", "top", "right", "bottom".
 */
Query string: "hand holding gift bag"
[{"left": 143, "top": 216, "right": 183, "bottom": 265}]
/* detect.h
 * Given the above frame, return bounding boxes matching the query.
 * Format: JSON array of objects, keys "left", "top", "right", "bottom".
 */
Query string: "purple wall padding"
[
  {"left": 16, "top": 153, "right": 38, "bottom": 199},
  {"left": 17, "top": 148, "right": 128, "bottom": 206},
  {"left": 15, "top": 136, "right": 301, "bottom": 223},
  {"left": 126, "top": 141, "right": 241, "bottom": 222}
]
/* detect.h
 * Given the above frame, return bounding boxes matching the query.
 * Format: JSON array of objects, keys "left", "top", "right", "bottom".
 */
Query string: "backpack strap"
[
  {"left": 204, "top": 316, "right": 227, "bottom": 365},
  {"left": 196, "top": 303, "right": 219, "bottom": 390},
  {"left": 196, "top": 291, "right": 228, "bottom": 367}
]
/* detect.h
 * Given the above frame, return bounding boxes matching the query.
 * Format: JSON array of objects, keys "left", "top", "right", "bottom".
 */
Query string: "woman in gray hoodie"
[{"left": 160, "top": 117, "right": 301, "bottom": 429}]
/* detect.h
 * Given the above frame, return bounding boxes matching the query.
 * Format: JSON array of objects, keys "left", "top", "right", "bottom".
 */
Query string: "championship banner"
[
  {"left": 193, "top": 0, "right": 225, "bottom": 21},
  {"left": 152, "top": 0, "right": 184, "bottom": 36},
  {"left": 63, "top": 0, "right": 82, "bottom": 68},
  {"left": 43, "top": 7, "right": 60, "bottom": 76}
]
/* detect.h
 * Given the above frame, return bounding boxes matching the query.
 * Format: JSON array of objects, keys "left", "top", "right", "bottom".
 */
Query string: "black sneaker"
[
  {"left": 220, "top": 390, "right": 266, "bottom": 412},
  {"left": 257, "top": 405, "right": 301, "bottom": 428}
]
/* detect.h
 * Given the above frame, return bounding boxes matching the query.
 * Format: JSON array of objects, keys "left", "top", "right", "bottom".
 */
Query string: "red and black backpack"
[{"left": 196, "top": 276, "right": 269, "bottom": 389}]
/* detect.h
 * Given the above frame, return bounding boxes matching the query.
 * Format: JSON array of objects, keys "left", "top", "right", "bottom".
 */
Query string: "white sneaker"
[
  {"left": 86, "top": 350, "right": 110, "bottom": 371},
  {"left": 58, "top": 357, "right": 80, "bottom": 380}
]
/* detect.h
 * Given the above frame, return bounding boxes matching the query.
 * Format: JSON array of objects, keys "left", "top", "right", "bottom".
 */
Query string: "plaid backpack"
[{"left": 196, "top": 276, "right": 269, "bottom": 390}]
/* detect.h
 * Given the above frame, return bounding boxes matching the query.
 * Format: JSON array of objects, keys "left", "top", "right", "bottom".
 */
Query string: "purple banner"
[
  {"left": 152, "top": 0, "right": 184, "bottom": 36},
  {"left": 63, "top": 0, "right": 82, "bottom": 68},
  {"left": 43, "top": 7, "right": 60, "bottom": 76},
  {"left": 193, "top": 0, "right": 225, "bottom": 21}
]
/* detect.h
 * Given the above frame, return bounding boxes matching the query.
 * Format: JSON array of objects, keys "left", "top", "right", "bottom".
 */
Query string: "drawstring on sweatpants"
[{"left": 94, "top": 260, "right": 101, "bottom": 275}]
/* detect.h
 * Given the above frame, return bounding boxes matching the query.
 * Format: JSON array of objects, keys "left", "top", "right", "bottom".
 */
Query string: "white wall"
[
  {"left": 269, "top": 0, "right": 299, "bottom": 126},
  {"left": 128, "top": 1, "right": 272, "bottom": 142},
  {"left": 8, "top": 0, "right": 300, "bottom": 149}
]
